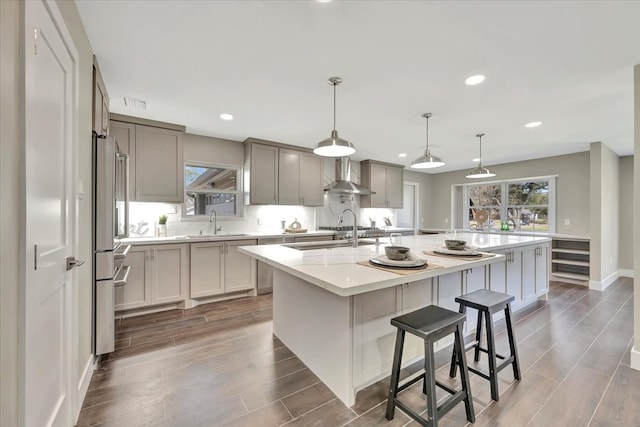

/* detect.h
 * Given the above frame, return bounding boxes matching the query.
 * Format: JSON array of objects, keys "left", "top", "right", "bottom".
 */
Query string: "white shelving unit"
[{"left": 550, "top": 238, "right": 590, "bottom": 284}]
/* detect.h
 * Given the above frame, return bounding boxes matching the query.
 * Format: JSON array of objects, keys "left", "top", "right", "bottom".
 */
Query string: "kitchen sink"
[{"left": 283, "top": 239, "right": 378, "bottom": 251}]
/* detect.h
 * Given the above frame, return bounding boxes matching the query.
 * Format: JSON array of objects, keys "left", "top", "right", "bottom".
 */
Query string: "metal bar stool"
[
  {"left": 386, "top": 305, "right": 475, "bottom": 426},
  {"left": 449, "top": 289, "right": 521, "bottom": 401}
]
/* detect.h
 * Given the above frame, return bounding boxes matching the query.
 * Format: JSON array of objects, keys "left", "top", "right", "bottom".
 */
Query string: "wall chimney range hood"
[{"left": 324, "top": 157, "right": 373, "bottom": 195}]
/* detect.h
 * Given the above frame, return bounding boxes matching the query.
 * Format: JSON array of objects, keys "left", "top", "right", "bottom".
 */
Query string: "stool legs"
[
  {"left": 473, "top": 310, "right": 483, "bottom": 362},
  {"left": 454, "top": 325, "right": 475, "bottom": 423},
  {"left": 448, "top": 304, "right": 466, "bottom": 378},
  {"left": 385, "top": 329, "right": 405, "bottom": 421},
  {"left": 424, "top": 340, "right": 438, "bottom": 426},
  {"left": 484, "top": 308, "right": 499, "bottom": 401},
  {"left": 505, "top": 303, "right": 521, "bottom": 381}
]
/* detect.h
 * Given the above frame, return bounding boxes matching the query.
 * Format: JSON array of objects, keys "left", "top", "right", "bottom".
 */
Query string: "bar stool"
[
  {"left": 449, "top": 289, "right": 521, "bottom": 401},
  {"left": 386, "top": 305, "right": 475, "bottom": 426}
]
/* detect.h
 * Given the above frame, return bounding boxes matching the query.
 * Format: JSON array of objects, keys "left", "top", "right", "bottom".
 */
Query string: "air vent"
[{"left": 122, "top": 96, "right": 147, "bottom": 110}]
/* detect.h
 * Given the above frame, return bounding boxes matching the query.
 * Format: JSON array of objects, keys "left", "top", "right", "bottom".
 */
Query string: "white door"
[
  {"left": 397, "top": 182, "right": 417, "bottom": 229},
  {"left": 24, "top": 1, "right": 77, "bottom": 426}
]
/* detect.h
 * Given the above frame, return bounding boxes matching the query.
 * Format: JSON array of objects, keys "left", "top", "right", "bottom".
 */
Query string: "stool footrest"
[
  {"left": 464, "top": 340, "right": 480, "bottom": 352},
  {"left": 396, "top": 371, "right": 426, "bottom": 394},
  {"left": 468, "top": 355, "right": 515, "bottom": 380},
  {"left": 474, "top": 346, "right": 507, "bottom": 361},
  {"left": 393, "top": 388, "right": 469, "bottom": 427}
]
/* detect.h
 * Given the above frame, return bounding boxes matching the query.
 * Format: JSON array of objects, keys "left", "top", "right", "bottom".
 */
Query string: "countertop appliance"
[
  {"left": 318, "top": 225, "right": 384, "bottom": 240},
  {"left": 92, "top": 131, "right": 131, "bottom": 356}
]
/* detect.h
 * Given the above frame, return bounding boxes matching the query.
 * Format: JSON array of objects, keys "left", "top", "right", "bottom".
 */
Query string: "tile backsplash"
[{"left": 128, "top": 195, "right": 397, "bottom": 237}]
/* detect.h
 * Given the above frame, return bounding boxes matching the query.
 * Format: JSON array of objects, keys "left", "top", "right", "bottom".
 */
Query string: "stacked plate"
[
  {"left": 433, "top": 246, "right": 481, "bottom": 257},
  {"left": 370, "top": 255, "right": 427, "bottom": 269}
]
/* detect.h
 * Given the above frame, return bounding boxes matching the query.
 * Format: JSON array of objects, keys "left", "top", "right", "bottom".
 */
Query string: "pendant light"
[
  {"left": 313, "top": 77, "right": 356, "bottom": 157},
  {"left": 466, "top": 133, "right": 496, "bottom": 178},
  {"left": 411, "top": 113, "right": 445, "bottom": 169}
]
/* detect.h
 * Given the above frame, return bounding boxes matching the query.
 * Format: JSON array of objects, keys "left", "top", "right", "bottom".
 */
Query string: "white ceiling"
[{"left": 76, "top": 0, "right": 640, "bottom": 173}]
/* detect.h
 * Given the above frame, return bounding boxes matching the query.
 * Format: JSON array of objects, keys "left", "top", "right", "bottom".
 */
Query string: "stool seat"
[
  {"left": 391, "top": 305, "right": 466, "bottom": 342},
  {"left": 386, "top": 305, "right": 474, "bottom": 426},
  {"left": 450, "top": 289, "right": 521, "bottom": 402},
  {"left": 455, "top": 289, "right": 514, "bottom": 313}
]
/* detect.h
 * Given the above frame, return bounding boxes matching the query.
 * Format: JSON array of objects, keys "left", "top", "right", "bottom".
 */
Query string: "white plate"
[
  {"left": 370, "top": 255, "right": 426, "bottom": 268},
  {"left": 435, "top": 246, "right": 481, "bottom": 256}
]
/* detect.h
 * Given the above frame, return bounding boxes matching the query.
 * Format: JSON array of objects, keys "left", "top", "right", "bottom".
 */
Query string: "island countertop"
[{"left": 239, "top": 232, "right": 550, "bottom": 297}]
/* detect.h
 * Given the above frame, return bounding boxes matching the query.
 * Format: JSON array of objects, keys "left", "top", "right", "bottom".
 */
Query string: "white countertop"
[
  {"left": 419, "top": 228, "right": 590, "bottom": 240},
  {"left": 238, "top": 233, "right": 550, "bottom": 297}
]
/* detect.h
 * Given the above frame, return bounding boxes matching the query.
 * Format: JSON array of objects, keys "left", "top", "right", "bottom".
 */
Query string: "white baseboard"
[
  {"left": 618, "top": 269, "right": 634, "bottom": 278},
  {"left": 589, "top": 271, "right": 619, "bottom": 291},
  {"left": 631, "top": 345, "right": 640, "bottom": 372}
]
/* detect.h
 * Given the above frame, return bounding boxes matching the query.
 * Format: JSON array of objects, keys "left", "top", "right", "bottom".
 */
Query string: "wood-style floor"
[{"left": 76, "top": 278, "right": 639, "bottom": 426}]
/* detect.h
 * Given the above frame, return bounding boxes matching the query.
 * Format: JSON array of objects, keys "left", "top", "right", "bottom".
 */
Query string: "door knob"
[{"left": 66, "top": 256, "right": 85, "bottom": 271}]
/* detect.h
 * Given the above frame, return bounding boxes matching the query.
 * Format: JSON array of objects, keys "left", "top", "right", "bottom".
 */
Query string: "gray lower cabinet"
[
  {"left": 115, "top": 243, "right": 189, "bottom": 311},
  {"left": 190, "top": 239, "right": 258, "bottom": 298}
]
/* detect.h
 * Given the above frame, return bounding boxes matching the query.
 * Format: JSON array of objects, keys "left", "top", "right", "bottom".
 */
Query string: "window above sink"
[{"left": 183, "top": 161, "right": 243, "bottom": 220}]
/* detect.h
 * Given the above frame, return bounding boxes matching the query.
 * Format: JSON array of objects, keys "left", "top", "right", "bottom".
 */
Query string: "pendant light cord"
[
  {"left": 477, "top": 133, "right": 485, "bottom": 168},
  {"left": 425, "top": 115, "right": 429, "bottom": 154},
  {"left": 333, "top": 82, "right": 337, "bottom": 131}
]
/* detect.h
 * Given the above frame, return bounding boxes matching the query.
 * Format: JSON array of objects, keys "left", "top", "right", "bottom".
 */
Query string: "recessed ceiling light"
[
  {"left": 472, "top": 158, "right": 481, "bottom": 162},
  {"left": 398, "top": 153, "right": 407, "bottom": 158},
  {"left": 525, "top": 121, "right": 542, "bottom": 128},
  {"left": 220, "top": 113, "right": 234, "bottom": 121},
  {"left": 465, "top": 75, "right": 485, "bottom": 85}
]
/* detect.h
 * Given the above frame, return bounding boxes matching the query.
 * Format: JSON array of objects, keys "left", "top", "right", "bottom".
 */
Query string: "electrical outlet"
[
  {"left": 444, "top": 218, "right": 449, "bottom": 224},
  {"left": 257, "top": 217, "right": 261, "bottom": 225},
  {"left": 564, "top": 219, "right": 570, "bottom": 226}
]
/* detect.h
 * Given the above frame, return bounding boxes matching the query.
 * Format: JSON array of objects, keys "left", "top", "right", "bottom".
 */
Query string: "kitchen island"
[{"left": 239, "top": 233, "right": 550, "bottom": 406}]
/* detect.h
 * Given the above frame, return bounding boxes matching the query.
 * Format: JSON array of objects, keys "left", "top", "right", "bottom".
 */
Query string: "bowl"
[
  {"left": 385, "top": 246, "right": 410, "bottom": 260},
  {"left": 445, "top": 239, "right": 467, "bottom": 251}
]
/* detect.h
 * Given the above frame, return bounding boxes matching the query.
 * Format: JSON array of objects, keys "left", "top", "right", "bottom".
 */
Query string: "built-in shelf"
[{"left": 550, "top": 237, "right": 590, "bottom": 284}]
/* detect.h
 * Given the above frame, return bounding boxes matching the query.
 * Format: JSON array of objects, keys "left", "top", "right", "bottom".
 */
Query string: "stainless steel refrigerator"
[{"left": 93, "top": 131, "right": 130, "bottom": 356}]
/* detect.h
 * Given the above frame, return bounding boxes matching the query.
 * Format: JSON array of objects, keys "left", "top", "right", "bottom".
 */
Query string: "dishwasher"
[{"left": 257, "top": 235, "right": 295, "bottom": 295}]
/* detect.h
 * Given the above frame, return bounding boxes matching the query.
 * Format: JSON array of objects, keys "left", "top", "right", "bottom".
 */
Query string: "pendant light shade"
[
  {"left": 466, "top": 133, "right": 496, "bottom": 178},
  {"left": 314, "top": 77, "right": 356, "bottom": 157},
  {"left": 411, "top": 113, "right": 445, "bottom": 169}
]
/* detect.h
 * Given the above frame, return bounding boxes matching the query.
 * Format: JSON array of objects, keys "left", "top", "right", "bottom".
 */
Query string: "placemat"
[
  {"left": 423, "top": 250, "right": 496, "bottom": 261},
  {"left": 357, "top": 260, "right": 443, "bottom": 275}
]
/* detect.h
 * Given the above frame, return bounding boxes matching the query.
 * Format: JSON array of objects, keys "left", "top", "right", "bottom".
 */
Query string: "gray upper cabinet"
[
  {"left": 245, "top": 143, "right": 279, "bottom": 205},
  {"left": 92, "top": 57, "right": 109, "bottom": 135},
  {"left": 278, "top": 149, "right": 323, "bottom": 206},
  {"left": 110, "top": 114, "right": 185, "bottom": 203},
  {"left": 244, "top": 139, "right": 323, "bottom": 206},
  {"left": 360, "top": 160, "right": 404, "bottom": 208},
  {"left": 109, "top": 120, "right": 136, "bottom": 200},
  {"left": 135, "top": 125, "right": 184, "bottom": 203}
]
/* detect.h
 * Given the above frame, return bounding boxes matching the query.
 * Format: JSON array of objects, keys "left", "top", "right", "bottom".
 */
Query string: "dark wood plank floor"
[{"left": 76, "top": 278, "right": 638, "bottom": 426}]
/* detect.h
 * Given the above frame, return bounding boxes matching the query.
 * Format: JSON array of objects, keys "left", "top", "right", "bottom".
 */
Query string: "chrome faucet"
[
  {"left": 209, "top": 210, "right": 221, "bottom": 235},
  {"left": 338, "top": 208, "right": 358, "bottom": 248}
]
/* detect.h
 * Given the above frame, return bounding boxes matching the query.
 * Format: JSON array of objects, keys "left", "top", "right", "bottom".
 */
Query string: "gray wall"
[
  {"left": 0, "top": 1, "right": 23, "bottom": 425},
  {"left": 590, "top": 142, "right": 620, "bottom": 285},
  {"left": 619, "top": 156, "right": 634, "bottom": 271},
  {"left": 425, "top": 151, "right": 591, "bottom": 236}
]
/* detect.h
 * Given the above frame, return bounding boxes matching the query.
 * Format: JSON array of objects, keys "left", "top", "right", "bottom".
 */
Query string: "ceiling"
[{"left": 76, "top": 1, "right": 640, "bottom": 173}]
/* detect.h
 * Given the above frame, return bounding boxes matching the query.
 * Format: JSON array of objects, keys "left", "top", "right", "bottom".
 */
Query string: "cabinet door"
[
  {"left": 300, "top": 153, "right": 324, "bottom": 206},
  {"left": 109, "top": 121, "right": 136, "bottom": 200},
  {"left": 190, "top": 242, "right": 224, "bottom": 298},
  {"left": 522, "top": 245, "right": 537, "bottom": 304},
  {"left": 385, "top": 166, "right": 403, "bottom": 208},
  {"left": 436, "top": 271, "right": 463, "bottom": 312},
  {"left": 507, "top": 248, "right": 524, "bottom": 310},
  {"left": 92, "top": 64, "right": 109, "bottom": 135},
  {"left": 115, "top": 246, "right": 150, "bottom": 310},
  {"left": 369, "top": 163, "right": 388, "bottom": 207},
  {"left": 488, "top": 249, "right": 507, "bottom": 293},
  {"left": 278, "top": 149, "right": 301, "bottom": 205},
  {"left": 225, "top": 240, "right": 257, "bottom": 293},
  {"left": 250, "top": 144, "right": 278, "bottom": 204},
  {"left": 135, "top": 125, "right": 184, "bottom": 203},
  {"left": 151, "top": 244, "right": 188, "bottom": 304},
  {"left": 535, "top": 244, "right": 549, "bottom": 296}
]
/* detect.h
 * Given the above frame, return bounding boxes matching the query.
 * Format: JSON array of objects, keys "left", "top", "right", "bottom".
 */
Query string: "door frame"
[{"left": 400, "top": 181, "right": 419, "bottom": 231}]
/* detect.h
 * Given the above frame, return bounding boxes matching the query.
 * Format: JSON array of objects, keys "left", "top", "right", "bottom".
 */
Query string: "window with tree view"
[
  {"left": 463, "top": 177, "right": 554, "bottom": 232},
  {"left": 184, "top": 163, "right": 242, "bottom": 218}
]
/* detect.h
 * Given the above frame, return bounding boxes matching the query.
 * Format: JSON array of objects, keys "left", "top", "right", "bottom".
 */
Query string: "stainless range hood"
[{"left": 324, "top": 157, "right": 373, "bottom": 195}]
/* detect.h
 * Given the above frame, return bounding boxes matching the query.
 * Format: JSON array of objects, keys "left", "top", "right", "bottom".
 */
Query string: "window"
[
  {"left": 462, "top": 177, "right": 555, "bottom": 232},
  {"left": 183, "top": 162, "right": 243, "bottom": 218}
]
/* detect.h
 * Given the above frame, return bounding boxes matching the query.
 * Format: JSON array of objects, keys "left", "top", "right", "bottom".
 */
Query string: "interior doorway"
[{"left": 397, "top": 182, "right": 419, "bottom": 231}]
